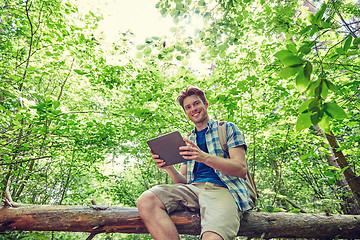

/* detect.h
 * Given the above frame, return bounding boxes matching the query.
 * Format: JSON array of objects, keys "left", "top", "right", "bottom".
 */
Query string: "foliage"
[{"left": 1, "top": 0, "right": 360, "bottom": 239}]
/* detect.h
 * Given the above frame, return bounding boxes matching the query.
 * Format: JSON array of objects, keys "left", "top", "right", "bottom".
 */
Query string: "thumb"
[{"left": 184, "top": 138, "right": 196, "bottom": 147}]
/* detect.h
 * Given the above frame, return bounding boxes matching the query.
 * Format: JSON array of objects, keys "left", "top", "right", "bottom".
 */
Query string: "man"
[{"left": 137, "top": 86, "right": 253, "bottom": 240}]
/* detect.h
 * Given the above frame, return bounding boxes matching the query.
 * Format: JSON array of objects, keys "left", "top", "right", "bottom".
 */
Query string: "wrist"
[{"left": 202, "top": 153, "right": 212, "bottom": 164}]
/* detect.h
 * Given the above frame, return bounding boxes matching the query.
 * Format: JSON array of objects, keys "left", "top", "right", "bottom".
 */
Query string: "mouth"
[{"left": 192, "top": 112, "right": 200, "bottom": 117}]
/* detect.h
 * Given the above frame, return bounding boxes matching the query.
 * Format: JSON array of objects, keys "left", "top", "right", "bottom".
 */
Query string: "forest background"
[{"left": 1, "top": 0, "right": 359, "bottom": 239}]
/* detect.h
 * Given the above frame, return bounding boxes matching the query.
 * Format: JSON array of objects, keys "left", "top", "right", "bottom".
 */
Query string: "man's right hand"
[
  {"left": 150, "top": 150, "right": 171, "bottom": 169},
  {"left": 150, "top": 150, "right": 187, "bottom": 184}
]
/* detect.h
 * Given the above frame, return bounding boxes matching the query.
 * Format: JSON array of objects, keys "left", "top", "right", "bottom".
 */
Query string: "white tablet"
[{"left": 146, "top": 131, "right": 188, "bottom": 166}]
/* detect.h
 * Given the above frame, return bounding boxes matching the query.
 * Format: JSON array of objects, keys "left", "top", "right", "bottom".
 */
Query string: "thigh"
[
  {"left": 197, "top": 183, "right": 242, "bottom": 240},
  {"left": 149, "top": 183, "right": 201, "bottom": 213}
]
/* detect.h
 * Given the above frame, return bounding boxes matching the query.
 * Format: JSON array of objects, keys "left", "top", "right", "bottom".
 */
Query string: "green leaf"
[
  {"left": 136, "top": 45, "right": 145, "bottom": 50},
  {"left": 282, "top": 56, "right": 304, "bottom": 67},
  {"left": 338, "top": 166, "right": 349, "bottom": 178},
  {"left": 321, "top": 21, "right": 331, "bottom": 29},
  {"left": 325, "top": 80, "right": 338, "bottom": 93},
  {"left": 274, "top": 50, "right": 294, "bottom": 61},
  {"left": 176, "top": 55, "right": 184, "bottom": 61},
  {"left": 346, "top": 50, "right": 358, "bottom": 57},
  {"left": 314, "top": 85, "right": 321, "bottom": 97},
  {"left": 160, "top": 8, "right": 167, "bottom": 15},
  {"left": 74, "top": 69, "right": 86, "bottom": 75},
  {"left": 344, "top": 35, "right": 353, "bottom": 52},
  {"left": 299, "top": 98, "right": 313, "bottom": 113},
  {"left": 321, "top": 80, "right": 329, "bottom": 99},
  {"left": 286, "top": 43, "right": 297, "bottom": 54},
  {"left": 15, "top": 113, "right": 24, "bottom": 120},
  {"left": 299, "top": 25, "right": 312, "bottom": 35},
  {"left": 308, "top": 98, "right": 320, "bottom": 111},
  {"left": 280, "top": 66, "right": 302, "bottom": 79},
  {"left": 303, "top": 62, "right": 312, "bottom": 80},
  {"left": 311, "top": 108, "right": 324, "bottom": 126},
  {"left": 307, "top": 79, "right": 321, "bottom": 96},
  {"left": 296, "top": 68, "right": 309, "bottom": 92},
  {"left": 135, "top": 52, "right": 143, "bottom": 59},
  {"left": 176, "top": 3, "right": 184, "bottom": 10},
  {"left": 198, "top": 0, "right": 205, "bottom": 6},
  {"left": 336, "top": 48, "right": 345, "bottom": 55},
  {"left": 53, "top": 101, "right": 60, "bottom": 109},
  {"left": 170, "top": 8, "right": 180, "bottom": 17},
  {"left": 315, "top": 3, "right": 327, "bottom": 24},
  {"left": 265, "top": 205, "right": 274, "bottom": 212},
  {"left": 309, "top": 25, "right": 319, "bottom": 36},
  {"left": 298, "top": 45, "right": 311, "bottom": 55},
  {"left": 296, "top": 112, "right": 312, "bottom": 131},
  {"left": 144, "top": 47, "right": 152, "bottom": 56},
  {"left": 324, "top": 102, "right": 347, "bottom": 120},
  {"left": 219, "top": 43, "right": 228, "bottom": 52},
  {"left": 274, "top": 208, "right": 287, "bottom": 212},
  {"left": 145, "top": 38, "right": 153, "bottom": 44},
  {"left": 353, "top": 37, "right": 360, "bottom": 46},
  {"left": 289, "top": 208, "right": 301, "bottom": 213},
  {"left": 27, "top": 66, "right": 36, "bottom": 71},
  {"left": 219, "top": 51, "right": 226, "bottom": 58},
  {"left": 308, "top": 13, "right": 315, "bottom": 24}
]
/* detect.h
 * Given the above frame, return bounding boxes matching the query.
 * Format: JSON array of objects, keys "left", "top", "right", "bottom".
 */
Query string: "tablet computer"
[{"left": 146, "top": 131, "right": 188, "bottom": 166}]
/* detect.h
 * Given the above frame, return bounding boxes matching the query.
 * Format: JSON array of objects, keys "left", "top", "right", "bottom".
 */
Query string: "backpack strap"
[
  {"left": 218, "top": 121, "right": 227, "bottom": 152},
  {"left": 217, "top": 120, "right": 258, "bottom": 204}
]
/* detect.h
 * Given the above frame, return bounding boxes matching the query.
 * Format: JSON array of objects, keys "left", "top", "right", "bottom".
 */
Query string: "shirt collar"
[{"left": 190, "top": 118, "right": 215, "bottom": 134}]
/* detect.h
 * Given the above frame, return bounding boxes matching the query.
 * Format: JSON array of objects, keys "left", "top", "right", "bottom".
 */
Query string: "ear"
[{"left": 205, "top": 100, "right": 209, "bottom": 108}]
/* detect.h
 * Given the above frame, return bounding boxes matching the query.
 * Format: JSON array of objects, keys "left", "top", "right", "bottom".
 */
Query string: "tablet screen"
[{"left": 146, "top": 131, "right": 188, "bottom": 166}]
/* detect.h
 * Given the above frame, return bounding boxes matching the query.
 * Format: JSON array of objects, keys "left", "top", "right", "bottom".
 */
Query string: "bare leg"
[
  {"left": 202, "top": 231, "right": 223, "bottom": 240},
  {"left": 137, "top": 191, "right": 180, "bottom": 240}
]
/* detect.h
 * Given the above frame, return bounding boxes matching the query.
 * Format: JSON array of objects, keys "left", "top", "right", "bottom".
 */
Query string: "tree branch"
[{"left": 0, "top": 155, "right": 52, "bottom": 166}]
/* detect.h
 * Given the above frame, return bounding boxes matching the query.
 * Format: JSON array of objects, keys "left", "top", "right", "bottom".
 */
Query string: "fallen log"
[{"left": 1, "top": 204, "right": 360, "bottom": 239}]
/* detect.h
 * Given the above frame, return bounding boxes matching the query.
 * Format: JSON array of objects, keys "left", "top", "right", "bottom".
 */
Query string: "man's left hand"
[{"left": 179, "top": 139, "right": 210, "bottom": 163}]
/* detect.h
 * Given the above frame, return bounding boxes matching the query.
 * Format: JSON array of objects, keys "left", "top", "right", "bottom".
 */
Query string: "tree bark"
[
  {"left": 314, "top": 125, "right": 360, "bottom": 214},
  {"left": 325, "top": 131, "right": 360, "bottom": 201},
  {"left": 1, "top": 204, "right": 360, "bottom": 239}
]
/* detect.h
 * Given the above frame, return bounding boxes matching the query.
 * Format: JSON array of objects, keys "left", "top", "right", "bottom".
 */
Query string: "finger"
[
  {"left": 179, "top": 145, "right": 193, "bottom": 151},
  {"left": 158, "top": 162, "right": 167, "bottom": 167},
  {"left": 184, "top": 138, "right": 196, "bottom": 146},
  {"left": 154, "top": 158, "right": 164, "bottom": 163},
  {"left": 152, "top": 154, "right": 160, "bottom": 159},
  {"left": 179, "top": 147, "right": 193, "bottom": 154},
  {"left": 154, "top": 158, "right": 166, "bottom": 166}
]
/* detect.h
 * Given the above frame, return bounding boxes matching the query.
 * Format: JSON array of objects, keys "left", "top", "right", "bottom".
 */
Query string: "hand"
[
  {"left": 150, "top": 150, "right": 172, "bottom": 169},
  {"left": 179, "top": 139, "right": 209, "bottom": 163}
]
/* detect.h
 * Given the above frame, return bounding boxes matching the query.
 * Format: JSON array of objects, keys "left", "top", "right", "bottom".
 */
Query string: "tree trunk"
[
  {"left": 1, "top": 204, "right": 360, "bottom": 239},
  {"left": 325, "top": 131, "right": 360, "bottom": 201},
  {"left": 314, "top": 125, "right": 360, "bottom": 214}
]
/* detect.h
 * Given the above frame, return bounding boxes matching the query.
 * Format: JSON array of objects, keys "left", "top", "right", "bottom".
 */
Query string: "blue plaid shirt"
[{"left": 184, "top": 119, "right": 254, "bottom": 211}]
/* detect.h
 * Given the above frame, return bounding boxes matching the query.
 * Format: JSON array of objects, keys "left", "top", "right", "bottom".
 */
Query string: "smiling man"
[{"left": 137, "top": 86, "right": 253, "bottom": 240}]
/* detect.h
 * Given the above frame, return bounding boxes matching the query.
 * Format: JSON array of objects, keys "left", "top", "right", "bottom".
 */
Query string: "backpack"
[{"left": 218, "top": 121, "right": 259, "bottom": 204}]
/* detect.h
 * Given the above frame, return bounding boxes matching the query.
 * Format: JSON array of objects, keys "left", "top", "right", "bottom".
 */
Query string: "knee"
[{"left": 137, "top": 190, "right": 162, "bottom": 213}]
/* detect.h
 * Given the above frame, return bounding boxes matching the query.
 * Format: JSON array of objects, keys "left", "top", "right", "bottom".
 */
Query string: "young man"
[{"left": 137, "top": 86, "right": 253, "bottom": 240}]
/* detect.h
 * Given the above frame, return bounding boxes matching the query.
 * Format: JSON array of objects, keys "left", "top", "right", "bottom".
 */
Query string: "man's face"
[{"left": 183, "top": 95, "right": 209, "bottom": 124}]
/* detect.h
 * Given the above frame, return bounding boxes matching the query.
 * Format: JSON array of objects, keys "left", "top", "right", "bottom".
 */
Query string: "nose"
[{"left": 191, "top": 104, "right": 199, "bottom": 112}]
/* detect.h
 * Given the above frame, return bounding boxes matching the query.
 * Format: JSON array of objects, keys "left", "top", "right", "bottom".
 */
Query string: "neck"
[{"left": 194, "top": 116, "right": 209, "bottom": 131}]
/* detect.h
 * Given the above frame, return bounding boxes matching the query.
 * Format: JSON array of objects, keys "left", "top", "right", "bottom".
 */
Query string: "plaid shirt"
[{"left": 184, "top": 119, "right": 254, "bottom": 212}]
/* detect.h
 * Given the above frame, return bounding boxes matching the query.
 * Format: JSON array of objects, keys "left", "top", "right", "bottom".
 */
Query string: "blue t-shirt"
[{"left": 193, "top": 127, "right": 227, "bottom": 188}]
